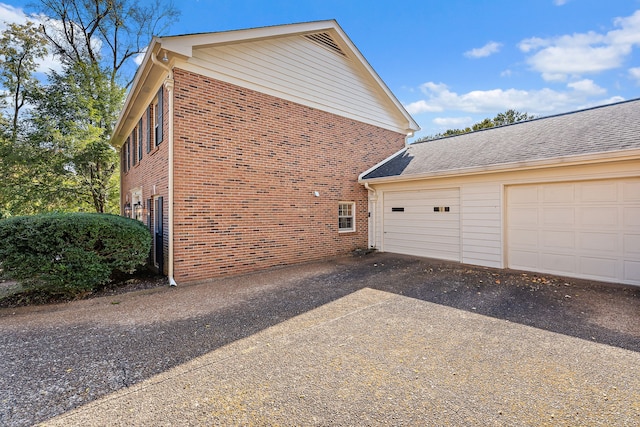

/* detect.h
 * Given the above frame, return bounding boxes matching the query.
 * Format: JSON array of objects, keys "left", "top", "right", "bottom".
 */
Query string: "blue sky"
[{"left": 2, "top": 0, "right": 640, "bottom": 140}]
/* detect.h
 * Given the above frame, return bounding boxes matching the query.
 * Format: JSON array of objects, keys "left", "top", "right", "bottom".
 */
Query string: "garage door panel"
[
  {"left": 624, "top": 235, "right": 640, "bottom": 254},
  {"left": 507, "top": 178, "right": 640, "bottom": 286},
  {"left": 623, "top": 182, "right": 640, "bottom": 200},
  {"left": 383, "top": 189, "right": 460, "bottom": 261},
  {"left": 541, "top": 253, "right": 576, "bottom": 273},
  {"left": 509, "top": 208, "right": 538, "bottom": 226},
  {"left": 580, "top": 232, "right": 618, "bottom": 252},
  {"left": 624, "top": 207, "right": 640, "bottom": 227},
  {"left": 581, "top": 207, "right": 618, "bottom": 227},
  {"left": 386, "top": 239, "right": 460, "bottom": 252},
  {"left": 542, "top": 230, "right": 574, "bottom": 249},
  {"left": 580, "top": 257, "right": 618, "bottom": 280},
  {"left": 509, "top": 229, "right": 538, "bottom": 247},
  {"left": 579, "top": 182, "right": 617, "bottom": 202},
  {"left": 384, "top": 220, "right": 459, "bottom": 231},
  {"left": 624, "top": 261, "right": 640, "bottom": 282},
  {"left": 509, "top": 250, "right": 539, "bottom": 269},
  {"left": 385, "top": 228, "right": 459, "bottom": 240},
  {"left": 542, "top": 208, "right": 574, "bottom": 226},
  {"left": 543, "top": 184, "right": 574, "bottom": 202},
  {"left": 384, "top": 243, "right": 460, "bottom": 261}
]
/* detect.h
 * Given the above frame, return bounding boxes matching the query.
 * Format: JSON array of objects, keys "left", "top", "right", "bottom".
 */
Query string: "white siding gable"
[{"left": 184, "top": 33, "right": 408, "bottom": 133}]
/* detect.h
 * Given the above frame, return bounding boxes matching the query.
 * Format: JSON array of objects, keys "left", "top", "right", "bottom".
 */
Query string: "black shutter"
[
  {"left": 138, "top": 119, "right": 143, "bottom": 160},
  {"left": 146, "top": 106, "right": 151, "bottom": 153},
  {"left": 157, "top": 87, "right": 164, "bottom": 144}
]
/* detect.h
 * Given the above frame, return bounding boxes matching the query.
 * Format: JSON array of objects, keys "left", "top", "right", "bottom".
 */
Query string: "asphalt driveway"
[{"left": 1, "top": 253, "right": 638, "bottom": 426}]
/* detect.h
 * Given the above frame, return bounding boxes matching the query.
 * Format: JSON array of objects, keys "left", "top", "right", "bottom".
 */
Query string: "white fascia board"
[
  {"left": 158, "top": 20, "right": 340, "bottom": 55},
  {"left": 111, "top": 38, "right": 163, "bottom": 147},
  {"left": 360, "top": 148, "right": 640, "bottom": 184}
]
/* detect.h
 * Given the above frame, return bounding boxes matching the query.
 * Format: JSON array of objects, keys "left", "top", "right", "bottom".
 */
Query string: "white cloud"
[
  {"left": 134, "top": 47, "right": 147, "bottom": 66},
  {"left": 567, "top": 79, "right": 606, "bottom": 95},
  {"left": 404, "top": 99, "right": 443, "bottom": 114},
  {"left": 518, "top": 37, "right": 549, "bottom": 53},
  {"left": 0, "top": 3, "right": 30, "bottom": 28},
  {"left": 0, "top": 3, "right": 64, "bottom": 75},
  {"left": 404, "top": 80, "right": 619, "bottom": 119},
  {"left": 500, "top": 69, "right": 512, "bottom": 77},
  {"left": 519, "top": 10, "right": 640, "bottom": 81},
  {"left": 630, "top": 67, "right": 640, "bottom": 83},
  {"left": 464, "top": 41, "right": 502, "bottom": 58},
  {"left": 408, "top": 81, "right": 569, "bottom": 114}
]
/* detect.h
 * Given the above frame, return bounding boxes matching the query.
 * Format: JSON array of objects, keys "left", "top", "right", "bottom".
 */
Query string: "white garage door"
[
  {"left": 383, "top": 188, "right": 460, "bottom": 261},
  {"left": 507, "top": 179, "right": 640, "bottom": 285}
]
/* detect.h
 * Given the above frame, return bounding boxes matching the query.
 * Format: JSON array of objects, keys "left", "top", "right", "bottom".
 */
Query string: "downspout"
[{"left": 151, "top": 51, "right": 177, "bottom": 287}]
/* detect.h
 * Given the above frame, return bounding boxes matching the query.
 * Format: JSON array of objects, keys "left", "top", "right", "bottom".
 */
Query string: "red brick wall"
[
  {"left": 120, "top": 86, "right": 169, "bottom": 274},
  {"left": 172, "top": 68, "right": 406, "bottom": 283}
]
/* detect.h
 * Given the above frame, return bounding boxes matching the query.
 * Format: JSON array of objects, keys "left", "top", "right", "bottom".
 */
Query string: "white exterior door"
[
  {"left": 383, "top": 188, "right": 460, "bottom": 261},
  {"left": 507, "top": 179, "right": 640, "bottom": 285}
]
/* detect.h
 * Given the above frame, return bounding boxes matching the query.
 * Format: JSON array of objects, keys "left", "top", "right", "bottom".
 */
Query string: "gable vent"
[{"left": 305, "top": 32, "right": 346, "bottom": 56}]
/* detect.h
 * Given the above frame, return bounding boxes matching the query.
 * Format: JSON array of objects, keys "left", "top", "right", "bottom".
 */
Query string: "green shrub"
[{"left": 0, "top": 213, "right": 152, "bottom": 297}]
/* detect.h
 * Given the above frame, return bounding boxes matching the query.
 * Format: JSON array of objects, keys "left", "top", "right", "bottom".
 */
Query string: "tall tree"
[
  {"left": 0, "top": 0, "right": 180, "bottom": 215},
  {"left": 27, "top": 61, "right": 125, "bottom": 213},
  {"left": 414, "top": 109, "right": 536, "bottom": 143},
  {"left": 493, "top": 109, "right": 536, "bottom": 127},
  {"left": 0, "top": 21, "right": 48, "bottom": 142},
  {"left": 38, "top": 0, "right": 179, "bottom": 87}
]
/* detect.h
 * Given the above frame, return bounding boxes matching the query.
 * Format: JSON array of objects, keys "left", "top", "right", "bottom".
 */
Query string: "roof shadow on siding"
[{"left": 363, "top": 150, "right": 414, "bottom": 179}]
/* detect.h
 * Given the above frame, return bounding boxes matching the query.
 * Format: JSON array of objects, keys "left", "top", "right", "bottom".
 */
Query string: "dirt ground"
[{"left": 1, "top": 252, "right": 638, "bottom": 426}]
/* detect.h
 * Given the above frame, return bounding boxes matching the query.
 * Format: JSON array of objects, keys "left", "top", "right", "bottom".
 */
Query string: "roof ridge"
[{"left": 412, "top": 96, "right": 640, "bottom": 145}]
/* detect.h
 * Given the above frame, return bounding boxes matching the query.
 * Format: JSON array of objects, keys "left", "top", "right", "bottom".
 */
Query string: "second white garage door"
[
  {"left": 507, "top": 179, "right": 640, "bottom": 285},
  {"left": 383, "top": 188, "right": 460, "bottom": 261}
]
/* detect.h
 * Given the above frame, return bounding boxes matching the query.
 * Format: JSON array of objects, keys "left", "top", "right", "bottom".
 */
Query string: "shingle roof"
[{"left": 361, "top": 98, "right": 640, "bottom": 181}]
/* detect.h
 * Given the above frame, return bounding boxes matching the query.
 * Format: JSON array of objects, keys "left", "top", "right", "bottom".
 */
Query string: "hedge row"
[{"left": 0, "top": 213, "right": 152, "bottom": 297}]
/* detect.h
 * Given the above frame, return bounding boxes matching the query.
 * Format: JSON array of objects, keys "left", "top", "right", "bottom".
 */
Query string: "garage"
[
  {"left": 382, "top": 188, "right": 460, "bottom": 261},
  {"left": 507, "top": 179, "right": 640, "bottom": 285},
  {"left": 361, "top": 99, "right": 640, "bottom": 286}
]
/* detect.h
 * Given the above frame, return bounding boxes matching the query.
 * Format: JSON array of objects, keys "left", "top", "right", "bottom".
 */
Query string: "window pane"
[
  {"left": 339, "top": 217, "right": 352, "bottom": 230},
  {"left": 338, "top": 202, "right": 354, "bottom": 231}
]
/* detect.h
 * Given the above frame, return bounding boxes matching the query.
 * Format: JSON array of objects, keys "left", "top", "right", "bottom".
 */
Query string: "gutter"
[
  {"left": 151, "top": 50, "right": 177, "bottom": 287},
  {"left": 359, "top": 147, "right": 640, "bottom": 185}
]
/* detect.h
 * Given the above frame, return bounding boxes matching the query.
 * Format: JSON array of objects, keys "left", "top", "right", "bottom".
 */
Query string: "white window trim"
[{"left": 338, "top": 201, "right": 356, "bottom": 233}]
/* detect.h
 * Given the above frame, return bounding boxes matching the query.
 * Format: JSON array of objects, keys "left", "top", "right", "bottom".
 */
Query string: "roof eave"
[
  {"left": 110, "top": 37, "right": 162, "bottom": 148},
  {"left": 112, "top": 20, "right": 420, "bottom": 148},
  {"left": 359, "top": 148, "right": 640, "bottom": 184}
]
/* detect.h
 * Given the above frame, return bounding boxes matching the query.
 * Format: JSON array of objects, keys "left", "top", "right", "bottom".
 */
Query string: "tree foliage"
[
  {"left": 415, "top": 109, "right": 537, "bottom": 143},
  {"left": 0, "top": 0, "right": 179, "bottom": 217},
  {"left": 0, "top": 21, "right": 48, "bottom": 142},
  {"left": 39, "top": 0, "right": 179, "bottom": 86}
]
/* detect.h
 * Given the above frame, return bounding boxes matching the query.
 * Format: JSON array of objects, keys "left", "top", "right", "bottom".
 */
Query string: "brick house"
[{"left": 111, "top": 20, "right": 419, "bottom": 285}]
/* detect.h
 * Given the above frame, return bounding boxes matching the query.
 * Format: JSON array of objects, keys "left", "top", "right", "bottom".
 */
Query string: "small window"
[
  {"left": 154, "top": 87, "right": 164, "bottom": 146},
  {"left": 125, "top": 138, "right": 131, "bottom": 172},
  {"left": 338, "top": 202, "right": 355, "bottom": 232}
]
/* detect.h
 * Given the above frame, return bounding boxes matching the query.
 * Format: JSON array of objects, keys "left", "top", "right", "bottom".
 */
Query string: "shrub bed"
[{"left": 0, "top": 213, "right": 152, "bottom": 298}]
